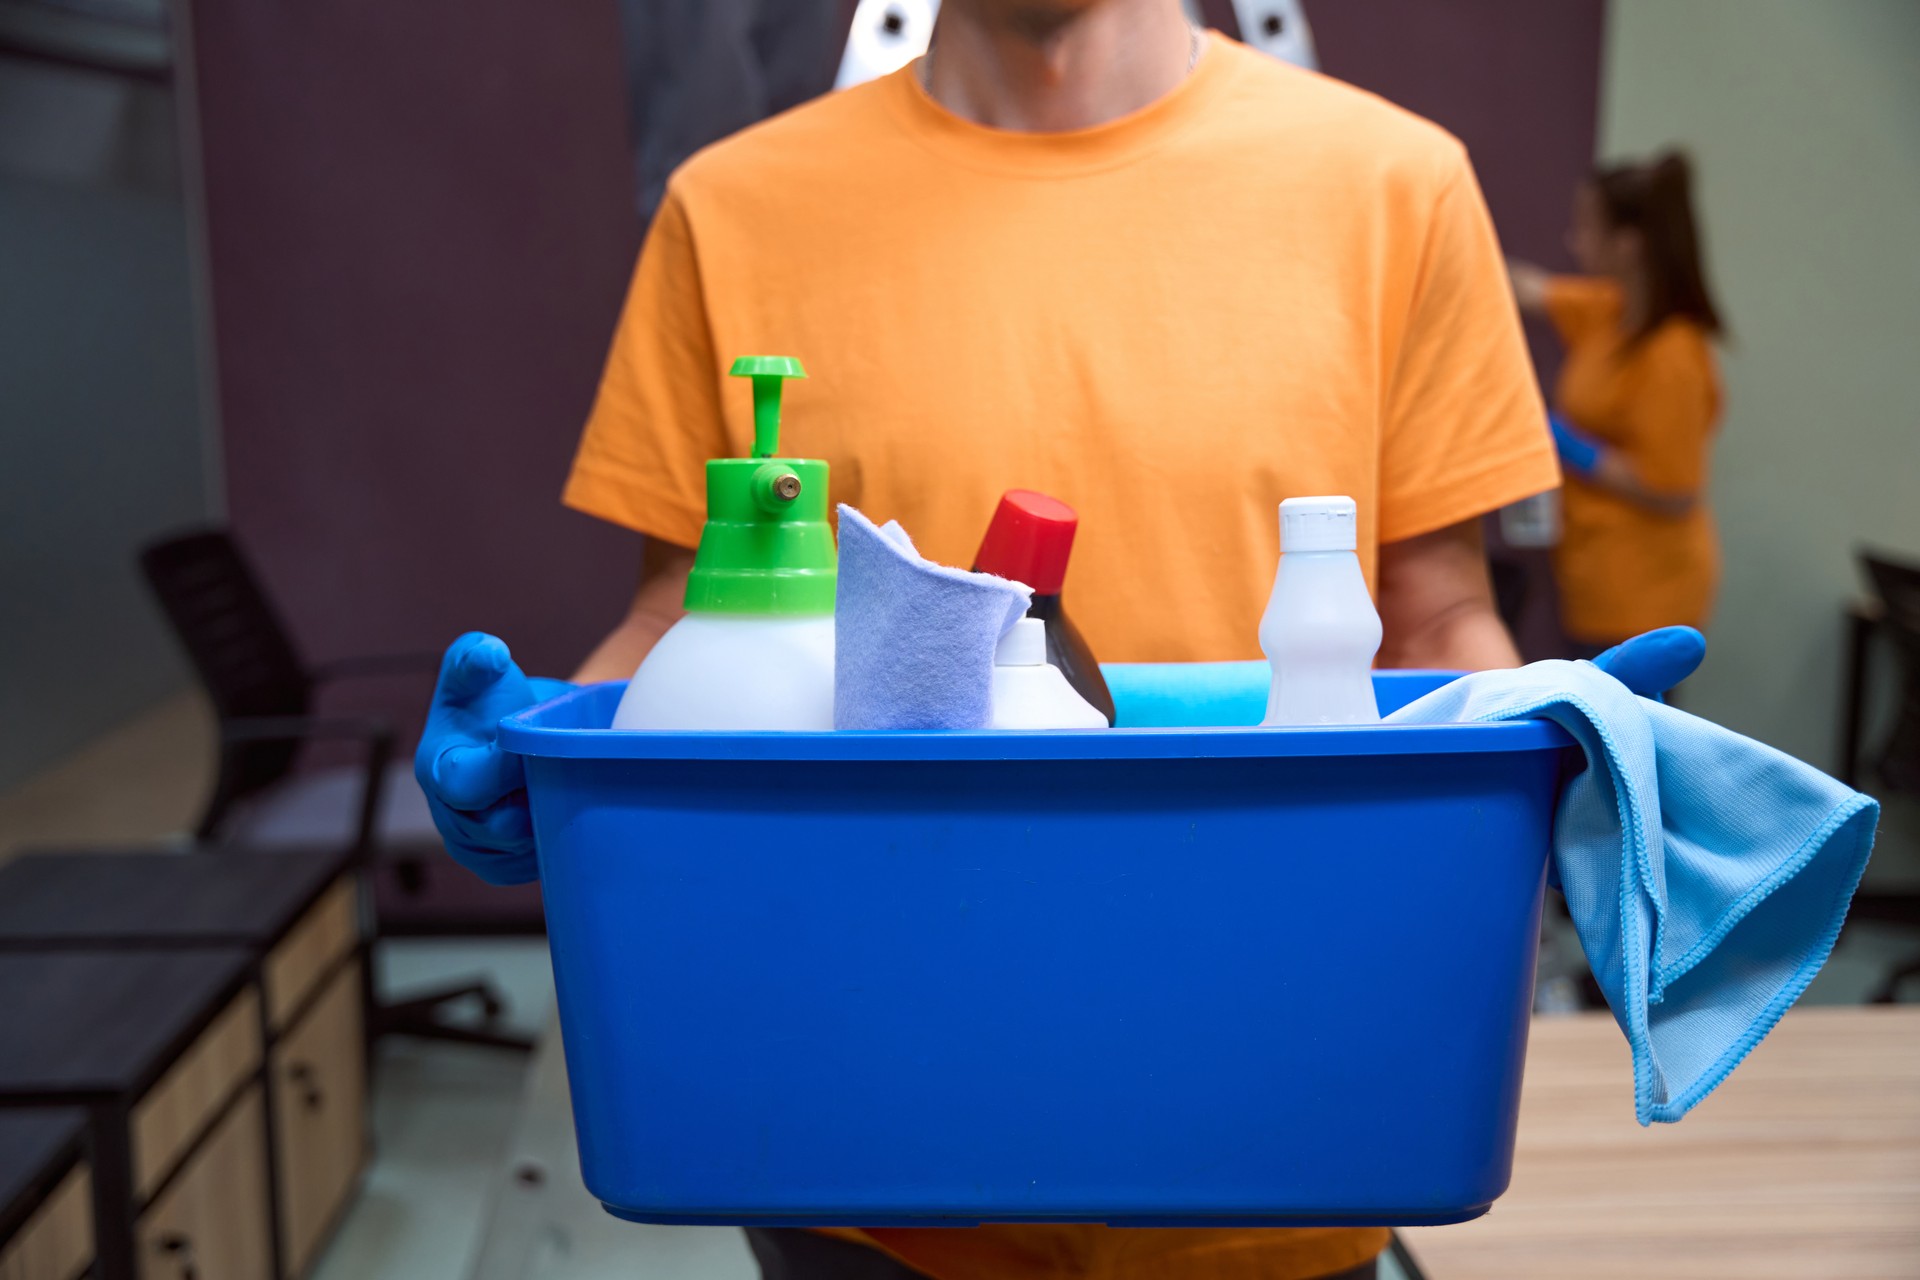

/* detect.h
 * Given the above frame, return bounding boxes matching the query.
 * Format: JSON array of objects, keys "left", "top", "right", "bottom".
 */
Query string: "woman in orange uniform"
[{"left": 1512, "top": 151, "right": 1726, "bottom": 657}]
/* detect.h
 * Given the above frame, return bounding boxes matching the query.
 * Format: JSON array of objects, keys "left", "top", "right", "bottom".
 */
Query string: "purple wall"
[
  {"left": 185, "top": 0, "right": 1604, "bottom": 691},
  {"left": 1310, "top": 0, "right": 1606, "bottom": 658},
  {"left": 1309, "top": 0, "right": 1607, "bottom": 386},
  {"left": 185, "top": 0, "right": 643, "bottom": 683}
]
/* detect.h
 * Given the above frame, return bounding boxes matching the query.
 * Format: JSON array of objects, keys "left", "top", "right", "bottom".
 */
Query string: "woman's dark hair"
[{"left": 1591, "top": 150, "right": 1725, "bottom": 343}]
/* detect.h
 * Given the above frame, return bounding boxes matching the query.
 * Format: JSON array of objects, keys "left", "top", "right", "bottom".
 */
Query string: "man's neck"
[{"left": 922, "top": 1, "right": 1198, "bottom": 133}]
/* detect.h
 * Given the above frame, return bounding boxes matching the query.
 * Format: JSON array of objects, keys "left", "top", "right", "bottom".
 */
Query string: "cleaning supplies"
[
  {"left": 611, "top": 357, "right": 838, "bottom": 731},
  {"left": 1260, "top": 496, "right": 1382, "bottom": 726},
  {"left": 971, "top": 490, "right": 1116, "bottom": 725},
  {"left": 834, "top": 506, "right": 1031, "bottom": 730},
  {"left": 989, "top": 617, "right": 1108, "bottom": 729}
]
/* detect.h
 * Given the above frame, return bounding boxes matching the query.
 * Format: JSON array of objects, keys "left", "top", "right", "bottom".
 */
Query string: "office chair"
[
  {"left": 141, "top": 527, "right": 537, "bottom": 1050},
  {"left": 1842, "top": 548, "right": 1920, "bottom": 1003}
]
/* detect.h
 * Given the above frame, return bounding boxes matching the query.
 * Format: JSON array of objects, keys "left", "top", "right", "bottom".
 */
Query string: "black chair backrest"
[
  {"left": 1861, "top": 547, "right": 1920, "bottom": 794},
  {"left": 141, "top": 528, "right": 314, "bottom": 810}
]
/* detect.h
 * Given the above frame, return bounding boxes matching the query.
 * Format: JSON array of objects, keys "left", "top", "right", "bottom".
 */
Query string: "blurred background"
[{"left": 2, "top": 2, "right": 1917, "bottom": 1279}]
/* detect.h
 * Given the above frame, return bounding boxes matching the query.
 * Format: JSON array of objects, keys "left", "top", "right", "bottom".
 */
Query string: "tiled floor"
[{"left": 311, "top": 940, "right": 559, "bottom": 1280}]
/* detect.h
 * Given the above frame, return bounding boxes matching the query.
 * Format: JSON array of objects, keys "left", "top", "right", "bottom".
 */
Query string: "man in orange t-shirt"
[{"left": 474, "top": 3, "right": 1557, "bottom": 1278}]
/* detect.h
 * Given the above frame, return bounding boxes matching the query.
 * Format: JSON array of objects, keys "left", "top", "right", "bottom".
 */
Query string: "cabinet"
[
  {"left": 132, "top": 989, "right": 262, "bottom": 1201},
  {"left": 0, "top": 1110, "right": 92, "bottom": 1280},
  {"left": 134, "top": 1087, "right": 272, "bottom": 1280},
  {"left": 271, "top": 962, "right": 367, "bottom": 1277},
  {"left": 0, "top": 950, "right": 257, "bottom": 1280},
  {"left": 0, "top": 849, "right": 369, "bottom": 1280}
]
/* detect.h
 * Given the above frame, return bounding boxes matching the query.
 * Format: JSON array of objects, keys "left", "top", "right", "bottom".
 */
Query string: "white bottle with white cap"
[
  {"left": 989, "top": 617, "right": 1109, "bottom": 730},
  {"left": 1259, "top": 496, "right": 1383, "bottom": 726}
]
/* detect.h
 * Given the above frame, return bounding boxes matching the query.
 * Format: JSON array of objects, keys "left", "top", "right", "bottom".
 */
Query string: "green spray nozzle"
[
  {"left": 730, "top": 355, "right": 807, "bottom": 459},
  {"left": 684, "top": 355, "right": 834, "bottom": 615},
  {"left": 751, "top": 462, "right": 803, "bottom": 514}
]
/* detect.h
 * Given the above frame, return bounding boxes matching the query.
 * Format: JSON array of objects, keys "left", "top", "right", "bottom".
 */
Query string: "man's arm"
[
  {"left": 1375, "top": 518, "right": 1520, "bottom": 671},
  {"left": 571, "top": 540, "right": 695, "bottom": 683}
]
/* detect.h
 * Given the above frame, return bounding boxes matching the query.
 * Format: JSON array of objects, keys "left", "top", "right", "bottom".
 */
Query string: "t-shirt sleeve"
[
  {"left": 1543, "top": 274, "right": 1619, "bottom": 347},
  {"left": 562, "top": 188, "right": 725, "bottom": 549},
  {"left": 1614, "top": 330, "right": 1717, "bottom": 494},
  {"left": 1377, "top": 151, "right": 1562, "bottom": 544}
]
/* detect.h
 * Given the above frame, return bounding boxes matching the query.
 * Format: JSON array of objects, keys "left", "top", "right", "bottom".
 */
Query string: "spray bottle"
[{"left": 611, "top": 357, "right": 837, "bottom": 731}]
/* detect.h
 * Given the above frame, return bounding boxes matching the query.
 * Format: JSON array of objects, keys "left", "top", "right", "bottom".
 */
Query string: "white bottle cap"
[
  {"left": 996, "top": 617, "right": 1047, "bottom": 666},
  {"left": 1279, "top": 496, "right": 1358, "bottom": 553}
]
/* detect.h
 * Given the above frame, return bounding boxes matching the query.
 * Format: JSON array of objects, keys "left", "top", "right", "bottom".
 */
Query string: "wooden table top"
[
  {"left": 0, "top": 1108, "right": 85, "bottom": 1229},
  {"left": 0, "top": 849, "right": 350, "bottom": 948},
  {"left": 1403, "top": 1006, "right": 1920, "bottom": 1280},
  {"left": 0, "top": 949, "right": 251, "bottom": 1098}
]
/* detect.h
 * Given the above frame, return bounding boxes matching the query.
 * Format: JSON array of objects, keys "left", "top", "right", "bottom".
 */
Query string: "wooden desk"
[
  {"left": 0, "top": 949, "right": 262, "bottom": 1280},
  {"left": 0, "top": 1109, "right": 91, "bottom": 1280},
  {"left": 0, "top": 848, "right": 349, "bottom": 954},
  {"left": 0, "top": 851, "right": 368, "bottom": 1280},
  {"left": 1403, "top": 1007, "right": 1920, "bottom": 1280}
]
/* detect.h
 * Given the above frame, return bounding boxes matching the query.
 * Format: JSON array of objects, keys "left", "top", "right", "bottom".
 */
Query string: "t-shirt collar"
[{"left": 881, "top": 30, "right": 1241, "bottom": 177}]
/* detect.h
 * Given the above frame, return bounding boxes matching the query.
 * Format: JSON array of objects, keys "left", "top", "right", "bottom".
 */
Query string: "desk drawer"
[
  {"left": 272, "top": 958, "right": 368, "bottom": 1278},
  {"left": 0, "top": 1163, "right": 91, "bottom": 1280},
  {"left": 136, "top": 1086, "right": 272, "bottom": 1280},
  {"left": 264, "top": 879, "right": 359, "bottom": 1031},
  {"left": 132, "top": 987, "right": 262, "bottom": 1200}
]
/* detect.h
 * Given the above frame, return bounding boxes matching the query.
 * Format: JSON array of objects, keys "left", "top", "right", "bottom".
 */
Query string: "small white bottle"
[
  {"left": 1259, "top": 496, "right": 1383, "bottom": 726},
  {"left": 989, "top": 618, "right": 1109, "bottom": 730}
]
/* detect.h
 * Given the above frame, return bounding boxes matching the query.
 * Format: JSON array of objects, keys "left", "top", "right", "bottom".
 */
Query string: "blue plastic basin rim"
[{"left": 500, "top": 683, "right": 1574, "bottom": 762}]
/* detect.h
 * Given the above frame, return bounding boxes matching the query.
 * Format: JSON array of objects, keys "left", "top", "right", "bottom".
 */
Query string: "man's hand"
[
  {"left": 418, "top": 541, "right": 690, "bottom": 885},
  {"left": 1376, "top": 518, "right": 1519, "bottom": 671},
  {"left": 1589, "top": 626, "right": 1706, "bottom": 698},
  {"left": 416, "top": 633, "right": 570, "bottom": 885}
]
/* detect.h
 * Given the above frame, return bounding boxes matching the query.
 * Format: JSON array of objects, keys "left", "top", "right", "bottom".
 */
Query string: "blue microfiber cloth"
[
  {"left": 1388, "top": 660, "right": 1878, "bottom": 1123},
  {"left": 834, "top": 506, "right": 1032, "bottom": 730}
]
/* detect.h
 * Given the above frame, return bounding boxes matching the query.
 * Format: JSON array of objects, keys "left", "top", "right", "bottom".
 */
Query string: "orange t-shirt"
[
  {"left": 566, "top": 34, "right": 1557, "bottom": 666},
  {"left": 565, "top": 34, "right": 1557, "bottom": 1280},
  {"left": 1545, "top": 276, "right": 1721, "bottom": 644}
]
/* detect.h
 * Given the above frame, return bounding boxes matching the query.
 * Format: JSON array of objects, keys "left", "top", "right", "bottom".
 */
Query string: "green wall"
[{"left": 1600, "top": 0, "right": 1920, "bottom": 767}]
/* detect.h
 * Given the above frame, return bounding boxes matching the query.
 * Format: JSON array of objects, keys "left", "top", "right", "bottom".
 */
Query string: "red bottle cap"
[{"left": 972, "top": 489, "right": 1078, "bottom": 595}]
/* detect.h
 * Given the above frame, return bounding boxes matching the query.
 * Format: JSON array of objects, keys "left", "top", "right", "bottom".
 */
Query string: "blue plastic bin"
[{"left": 501, "top": 668, "right": 1570, "bottom": 1228}]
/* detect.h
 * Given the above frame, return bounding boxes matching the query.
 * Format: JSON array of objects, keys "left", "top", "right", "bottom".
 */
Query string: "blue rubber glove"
[
  {"left": 1546, "top": 626, "right": 1706, "bottom": 893},
  {"left": 414, "top": 632, "right": 574, "bottom": 886},
  {"left": 1549, "top": 413, "right": 1604, "bottom": 477},
  {"left": 1587, "top": 625, "right": 1706, "bottom": 699}
]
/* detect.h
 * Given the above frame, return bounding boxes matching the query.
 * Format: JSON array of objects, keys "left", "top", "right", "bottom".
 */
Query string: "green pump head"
[{"left": 682, "top": 356, "right": 836, "bottom": 615}]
